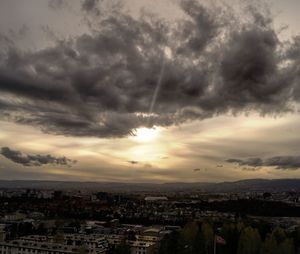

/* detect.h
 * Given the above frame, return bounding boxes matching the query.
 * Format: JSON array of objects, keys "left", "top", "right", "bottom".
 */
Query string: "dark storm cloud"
[
  {"left": 264, "top": 156, "right": 300, "bottom": 169},
  {"left": 227, "top": 156, "right": 300, "bottom": 170},
  {"left": 226, "top": 158, "right": 263, "bottom": 167},
  {"left": 178, "top": 0, "right": 220, "bottom": 55},
  {"left": 0, "top": 147, "right": 76, "bottom": 167},
  {"left": 1, "top": 0, "right": 300, "bottom": 138}
]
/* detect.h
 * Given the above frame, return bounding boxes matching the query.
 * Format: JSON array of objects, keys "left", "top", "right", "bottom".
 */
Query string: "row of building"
[{"left": 0, "top": 225, "right": 173, "bottom": 254}]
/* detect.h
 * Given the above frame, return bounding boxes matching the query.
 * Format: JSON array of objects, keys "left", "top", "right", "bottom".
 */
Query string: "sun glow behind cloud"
[
  {"left": 133, "top": 127, "right": 159, "bottom": 142},
  {"left": 125, "top": 127, "right": 168, "bottom": 164}
]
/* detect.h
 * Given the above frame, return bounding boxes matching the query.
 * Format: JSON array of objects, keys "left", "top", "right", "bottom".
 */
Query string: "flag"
[{"left": 215, "top": 235, "right": 226, "bottom": 245}]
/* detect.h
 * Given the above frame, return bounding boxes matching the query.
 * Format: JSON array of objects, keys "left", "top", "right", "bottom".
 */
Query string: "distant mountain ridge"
[{"left": 0, "top": 178, "right": 299, "bottom": 192}]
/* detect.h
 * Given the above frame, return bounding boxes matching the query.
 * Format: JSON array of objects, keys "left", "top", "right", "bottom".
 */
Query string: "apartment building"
[{"left": 0, "top": 234, "right": 108, "bottom": 254}]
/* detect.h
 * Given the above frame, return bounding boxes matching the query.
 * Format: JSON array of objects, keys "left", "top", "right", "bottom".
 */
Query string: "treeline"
[{"left": 158, "top": 221, "right": 300, "bottom": 254}]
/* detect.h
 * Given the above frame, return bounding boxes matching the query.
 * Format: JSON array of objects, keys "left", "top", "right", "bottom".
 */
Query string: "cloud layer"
[
  {"left": 0, "top": 0, "right": 300, "bottom": 138},
  {"left": 227, "top": 156, "right": 300, "bottom": 170},
  {"left": 0, "top": 147, "right": 76, "bottom": 167}
]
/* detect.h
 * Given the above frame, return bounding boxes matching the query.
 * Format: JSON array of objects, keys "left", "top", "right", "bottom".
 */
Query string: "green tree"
[
  {"left": 158, "top": 231, "right": 180, "bottom": 254},
  {"left": 219, "top": 223, "right": 239, "bottom": 254},
  {"left": 201, "top": 222, "right": 214, "bottom": 254},
  {"left": 179, "top": 221, "right": 199, "bottom": 254},
  {"left": 293, "top": 226, "right": 300, "bottom": 253},
  {"left": 237, "top": 226, "right": 261, "bottom": 254},
  {"left": 77, "top": 244, "right": 87, "bottom": 254},
  {"left": 193, "top": 222, "right": 214, "bottom": 254},
  {"left": 54, "top": 230, "right": 65, "bottom": 244},
  {"left": 263, "top": 228, "right": 295, "bottom": 254}
]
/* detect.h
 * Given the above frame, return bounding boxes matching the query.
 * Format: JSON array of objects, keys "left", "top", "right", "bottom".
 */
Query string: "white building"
[
  {"left": 106, "top": 235, "right": 157, "bottom": 254},
  {"left": 127, "top": 240, "right": 156, "bottom": 254},
  {"left": 20, "top": 234, "right": 108, "bottom": 252},
  {"left": 0, "top": 234, "right": 108, "bottom": 254},
  {"left": 0, "top": 240, "right": 75, "bottom": 254},
  {"left": 144, "top": 197, "right": 168, "bottom": 202}
]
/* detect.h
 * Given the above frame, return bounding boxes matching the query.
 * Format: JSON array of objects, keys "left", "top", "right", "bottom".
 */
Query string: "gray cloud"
[
  {"left": 127, "top": 160, "right": 153, "bottom": 168},
  {"left": 0, "top": 147, "right": 76, "bottom": 167},
  {"left": 127, "top": 160, "right": 139, "bottom": 165},
  {"left": 81, "top": 0, "right": 101, "bottom": 14},
  {"left": 1, "top": 0, "right": 300, "bottom": 138},
  {"left": 226, "top": 158, "right": 263, "bottom": 167},
  {"left": 193, "top": 168, "right": 208, "bottom": 172},
  {"left": 242, "top": 167, "right": 260, "bottom": 172},
  {"left": 227, "top": 156, "right": 300, "bottom": 170},
  {"left": 48, "top": 0, "right": 65, "bottom": 10},
  {"left": 264, "top": 156, "right": 300, "bottom": 169}
]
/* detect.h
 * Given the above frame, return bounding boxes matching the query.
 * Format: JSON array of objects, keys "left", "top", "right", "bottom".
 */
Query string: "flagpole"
[{"left": 213, "top": 235, "right": 216, "bottom": 254}]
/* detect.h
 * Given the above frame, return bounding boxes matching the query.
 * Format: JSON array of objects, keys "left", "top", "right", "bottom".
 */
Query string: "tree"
[
  {"left": 292, "top": 226, "right": 300, "bottom": 253},
  {"left": 179, "top": 221, "right": 199, "bottom": 254},
  {"left": 219, "top": 223, "right": 239, "bottom": 254},
  {"left": 158, "top": 231, "right": 180, "bottom": 254},
  {"left": 192, "top": 222, "right": 214, "bottom": 254},
  {"left": 54, "top": 230, "right": 65, "bottom": 244},
  {"left": 201, "top": 222, "right": 214, "bottom": 254},
  {"left": 77, "top": 244, "right": 87, "bottom": 254},
  {"left": 263, "top": 228, "right": 295, "bottom": 254},
  {"left": 237, "top": 226, "right": 261, "bottom": 254}
]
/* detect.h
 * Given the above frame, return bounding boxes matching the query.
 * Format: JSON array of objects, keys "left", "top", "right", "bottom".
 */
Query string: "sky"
[{"left": 0, "top": 0, "right": 300, "bottom": 183}]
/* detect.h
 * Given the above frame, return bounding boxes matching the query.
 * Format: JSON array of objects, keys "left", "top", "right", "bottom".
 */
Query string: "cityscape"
[{"left": 0, "top": 180, "right": 299, "bottom": 254}]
